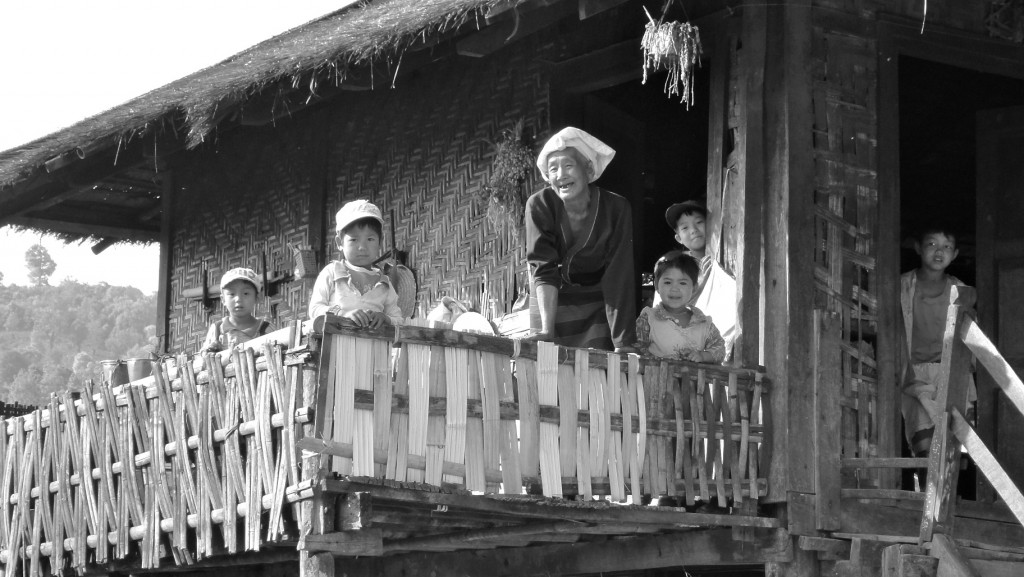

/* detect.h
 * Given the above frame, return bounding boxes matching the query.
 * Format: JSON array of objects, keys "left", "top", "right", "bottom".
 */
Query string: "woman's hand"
[
  {"left": 678, "top": 348, "right": 704, "bottom": 363},
  {"left": 343, "top": 309, "right": 390, "bottom": 329},
  {"left": 524, "top": 330, "right": 555, "bottom": 342}
]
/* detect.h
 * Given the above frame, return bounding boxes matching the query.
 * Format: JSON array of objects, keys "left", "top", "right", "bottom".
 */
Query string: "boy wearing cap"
[
  {"left": 200, "top": 268, "right": 273, "bottom": 353},
  {"left": 308, "top": 199, "right": 404, "bottom": 328},
  {"left": 663, "top": 200, "right": 738, "bottom": 359},
  {"left": 525, "top": 127, "right": 636, "bottom": 351}
]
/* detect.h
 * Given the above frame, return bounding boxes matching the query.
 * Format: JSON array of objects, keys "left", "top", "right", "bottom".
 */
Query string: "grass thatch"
[{"left": 0, "top": 0, "right": 505, "bottom": 190}]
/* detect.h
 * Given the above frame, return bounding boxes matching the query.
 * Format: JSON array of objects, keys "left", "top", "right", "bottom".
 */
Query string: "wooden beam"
[
  {"left": 578, "top": 0, "right": 629, "bottom": 19},
  {"left": 381, "top": 521, "right": 584, "bottom": 554},
  {"left": 337, "top": 492, "right": 372, "bottom": 531},
  {"left": 549, "top": 40, "right": 641, "bottom": 95},
  {"left": 322, "top": 479, "right": 780, "bottom": 528},
  {"left": 457, "top": 0, "right": 576, "bottom": 58},
  {"left": 949, "top": 409, "right": 1024, "bottom": 528},
  {"left": 960, "top": 319, "right": 1024, "bottom": 417},
  {"left": 5, "top": 216, "right": 158, "bottom": 242},
  {"left": 931, "top": 533, "right": 980, "bottom": 577},
  {"left": 298, "top": 530, "right": 384, "bottom": 557},
  {"left": 335, "top": 529, "right": 770, "bottom": 577}
]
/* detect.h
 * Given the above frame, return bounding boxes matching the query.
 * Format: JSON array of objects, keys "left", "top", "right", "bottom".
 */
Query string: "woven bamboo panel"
[
  {"left": 809, "top": 12, "right": 881, "bottom": 467},
  {"left": 306, "top": 323, "right": 769, "bottom": 501},
  {"left": 167, "top": 120, "right": 318, "bottom": 353},
  {"left": 0, "top": 327, "right": 311, "bottom": 576},
  {"left": 322, "top": 38, "right": 549, "bottom": 320}
]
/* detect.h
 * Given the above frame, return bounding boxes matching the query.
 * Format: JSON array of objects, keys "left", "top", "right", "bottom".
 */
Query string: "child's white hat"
[
  {"left": 536, "top": 127, "right": 616, "bottom": 183},
  {"left": 336, "top": 199, "right": 384, "bottom": 234},
  {"left": 220, "top": 267, "right": 262, "bottom": 292}
]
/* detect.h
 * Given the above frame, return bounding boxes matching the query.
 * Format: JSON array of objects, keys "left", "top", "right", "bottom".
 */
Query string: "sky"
[{"left": 0, "top": 1, "right": 353, "bottom": 293}]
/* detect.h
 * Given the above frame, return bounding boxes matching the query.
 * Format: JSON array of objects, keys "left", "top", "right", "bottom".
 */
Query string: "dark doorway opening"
[
  {"left": 898, "top": 56, "right": 1024, "bottom": 282},
  {"left": 897, "top": 55, "right": 1024, "bottom": 496}
]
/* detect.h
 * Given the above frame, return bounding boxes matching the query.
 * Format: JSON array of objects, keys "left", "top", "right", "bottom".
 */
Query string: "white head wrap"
[{"left": 536, "top": 127, "right": 616, "bottom": 183}]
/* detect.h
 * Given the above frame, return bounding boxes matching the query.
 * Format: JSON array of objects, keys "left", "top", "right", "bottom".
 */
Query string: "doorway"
[{"left": 897, "top": 55, "right": 1024, "bottom": 497}]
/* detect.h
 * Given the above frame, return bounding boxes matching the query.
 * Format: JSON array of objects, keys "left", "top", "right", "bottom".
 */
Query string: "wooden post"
[
  {"left": 919, "top": 302, "right": 973, "bottom": 542},
  {"left": 762, "top": 0, "right": 816, "bottom": 506},
  {"left": 813, "top": 312, "right": 841, "bottom": 531},
  {"left": 301, "top": 335, "right": 335, "bottom": 577},
  {"left": 156, "top": 170, "right": 174, "bottom": 353}
]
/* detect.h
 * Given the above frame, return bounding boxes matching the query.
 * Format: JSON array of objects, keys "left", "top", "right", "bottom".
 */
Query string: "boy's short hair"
[
  {"left": 336, "top": 200, "right": 385, "bottom": 236},
  {"left": 653, "top": 251, "right": 700, "bottom": 285},
  {"left": 917, "top": 225, "right": 958, "bottom": 247},
  {"left": 665, "top": 200, "right": 708, "bottom": 230},
  {"left": 220, "top": 267, "right": 261, "bottom": 293}
]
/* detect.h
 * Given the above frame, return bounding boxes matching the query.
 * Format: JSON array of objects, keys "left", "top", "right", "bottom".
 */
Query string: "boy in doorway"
[
  {"left": 200, "top": 267, "right": 273, "bottom": 353},
  {"left": 663, "top": 200, "right": 737, "bottom": 359},
  {"left": 900, "top": 227, "right": 977, "bottom": 468},
  {"left": 308, "top": 199, "right": 405, "bottom": 328}
]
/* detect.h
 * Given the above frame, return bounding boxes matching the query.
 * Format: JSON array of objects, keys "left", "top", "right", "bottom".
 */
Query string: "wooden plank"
[
  {"left": 574, "top": 352, "right": 592, "bottom": 499},
  {"left": 299, "top": 529, "right": 383, "bottom": 557},
  {"left": 537, "top": 342, "right": 562, "bottom": 497},
  {"left": 478, "top": 352, "right": 503, "bottom": 493},
  {"left": 495, "top": 353, "right": 522, "bottom": 494},
  {"left": 442, "top": 346, "right": 468, "bottom": 486},
  {"left": 931, "top": 533, "right": 980, "bottom": 577},
  {"left": 557, "top": 364, "right": 577, "bottom": 486},
  {"left": 578, "top": 0, "right": 629, "bottom": 19},
  {"left": 960, "top": 319, "right": 1024, "bottom": 418},
  {"left": 814, "top": 311, "right": 842, "bottom": 530},
  {"left": 336, "top": 529, "right": 773, "bottom": 577},
  {"left": 949, "top": 409, "right": 1024, "bottom": 527},
  {"left": 457, "top": 0, "right": 575, "bottom": 58},
  {"left": 606, "top": 353, "right": 624, "bottom": 501},
  {"left": 405, "top": 325, "right": 430, "bottom": 484},
  {"left": 464, "top": 350, "right": 485, "bottom": 492},
  {"left": 516, "top": 358, "right": 540, "bottom": 482}
]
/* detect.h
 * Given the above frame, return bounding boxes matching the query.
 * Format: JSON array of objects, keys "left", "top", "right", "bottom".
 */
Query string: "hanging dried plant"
[
  {"left": 480, "top": 119, "right": 533, "bottom": 239},
  {"left": 641, "top": 5, "right": 703, "bottom": 107}
]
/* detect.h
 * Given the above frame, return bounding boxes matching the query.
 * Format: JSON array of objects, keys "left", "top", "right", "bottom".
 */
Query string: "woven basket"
[
  {"left": 292, "top": 245, "right": 318, "bottom": 279},
  {"left": 386, "top": 264, "right": 417, "bottom": 318}
]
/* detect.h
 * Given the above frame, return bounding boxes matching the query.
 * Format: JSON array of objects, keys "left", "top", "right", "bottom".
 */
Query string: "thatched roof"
[{"left": 0, "top": 0, "right": 502, "bottom": 191}]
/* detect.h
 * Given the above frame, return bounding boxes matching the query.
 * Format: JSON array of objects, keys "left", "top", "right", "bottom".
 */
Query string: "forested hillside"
[{"left": 0, "top": 281, "right": 157, "bottom": 406}]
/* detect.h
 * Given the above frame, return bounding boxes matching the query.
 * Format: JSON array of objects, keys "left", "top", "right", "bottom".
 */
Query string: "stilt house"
[{"left": 1, "top": 1, "right": 1023, "bottom": 575}]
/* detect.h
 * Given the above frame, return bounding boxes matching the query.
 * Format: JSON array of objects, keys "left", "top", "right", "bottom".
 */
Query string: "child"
[
  {"left": 900, "top": 227, "right": 977, "bottom": 462},
  {"left": 635, "top": 252, "right": 726, "bottom": 363},
  {"left": 308, "top": 199, "right": 404, "bottom": 328},
  {"left": 663, "top": 200, "right": 737, "bottom": 358},
  {"left": 200, "top": 268, "right": 272, "bottom": 353}
]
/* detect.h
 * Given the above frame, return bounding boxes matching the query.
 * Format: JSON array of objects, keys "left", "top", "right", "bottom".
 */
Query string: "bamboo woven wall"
[
  {"left": 0, "top": 326, "right": 312, "bottom": 577},
  {"left": 321, "top": 38, "right": 549, "bottom": 319},
  {"left": 304, "top": 320, "right": 769, "bottom": 504},
  {"left": 167, "top": 120, "right": 318, "bottom": 353}
]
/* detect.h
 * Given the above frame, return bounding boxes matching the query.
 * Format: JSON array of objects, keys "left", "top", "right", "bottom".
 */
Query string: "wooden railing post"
[{"left": 919, "top": 295, "right": 974, "bottom": 543}]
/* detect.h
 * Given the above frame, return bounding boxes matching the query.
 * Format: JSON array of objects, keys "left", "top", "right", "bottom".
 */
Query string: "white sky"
[{"left": 0, "top": 1, "right": 353, "bottom": 293}]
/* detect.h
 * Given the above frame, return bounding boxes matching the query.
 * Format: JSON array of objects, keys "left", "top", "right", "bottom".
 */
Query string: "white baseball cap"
[
  {"left": 336, "top": 199, "right": 384, "bottom": 234},
  {"left": 220, "top": 267, "right": 262, "bottom": 292}
]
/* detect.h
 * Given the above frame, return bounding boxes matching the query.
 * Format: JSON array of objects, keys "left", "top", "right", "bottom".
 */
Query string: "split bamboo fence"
[{"left": 0, "top": 318, "right": 769, "bottom": 576}]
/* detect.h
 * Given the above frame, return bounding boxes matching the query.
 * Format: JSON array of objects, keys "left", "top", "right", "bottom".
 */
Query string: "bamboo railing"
[
  {"left": 0, "top": 324, "right": 313, "bottom": 577},
  {"left": 301, "top": 317, "right": 769, "bottom": 504},
  {"left": 0, "top": 316, "right": 770, "bottom": 576}
]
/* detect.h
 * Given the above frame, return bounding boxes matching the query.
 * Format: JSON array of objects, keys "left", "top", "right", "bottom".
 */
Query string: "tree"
[{"left": 25, "top": 244, "right": 56, "bottom": 286}]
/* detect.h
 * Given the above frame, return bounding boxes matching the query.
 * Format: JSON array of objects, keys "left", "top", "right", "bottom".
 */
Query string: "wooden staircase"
[{"left": 840, "top": 286, "right": 1024, "bottom": 576}]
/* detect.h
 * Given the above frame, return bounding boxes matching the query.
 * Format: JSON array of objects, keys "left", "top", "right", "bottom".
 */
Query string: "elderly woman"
[{"left": 525, "top": 127, "right": 636, "bottom": 351}]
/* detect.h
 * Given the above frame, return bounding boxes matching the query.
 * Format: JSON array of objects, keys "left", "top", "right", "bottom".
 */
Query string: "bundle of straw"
[{"left": 641, "top": 6, "right": 703, "bottom": 108}]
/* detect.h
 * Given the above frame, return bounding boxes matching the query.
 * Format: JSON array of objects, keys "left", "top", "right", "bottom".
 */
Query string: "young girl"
[{"left": 635, "top": 252, "right": 726, "bottom": 364}]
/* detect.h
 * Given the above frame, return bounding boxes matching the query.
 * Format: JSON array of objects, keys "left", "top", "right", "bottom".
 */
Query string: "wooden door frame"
[{"left": 876, "top": 14, "right": 1024, "bottom": 481}]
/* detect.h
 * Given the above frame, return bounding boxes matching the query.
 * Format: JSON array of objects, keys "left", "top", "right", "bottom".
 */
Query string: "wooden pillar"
[
  {"left": 156, "top": 169, "right": 175, "bottom": 353},
  {"left": 762, "top": 0, "right": 816, "bottom": 508},
  {"left": 876, "top": 22, "right": 903, "bottom": 489},
  {"left": 300, "top": 337, "right": 335, "bottom": 577}
]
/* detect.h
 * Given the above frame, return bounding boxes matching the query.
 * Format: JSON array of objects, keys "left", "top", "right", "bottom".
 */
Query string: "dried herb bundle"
[
  {"left": 641, "top": 8, "right": 703, "bottom": 107},
  {"left": 480, "top": 120, "right": 533, "bottom": 238}
]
